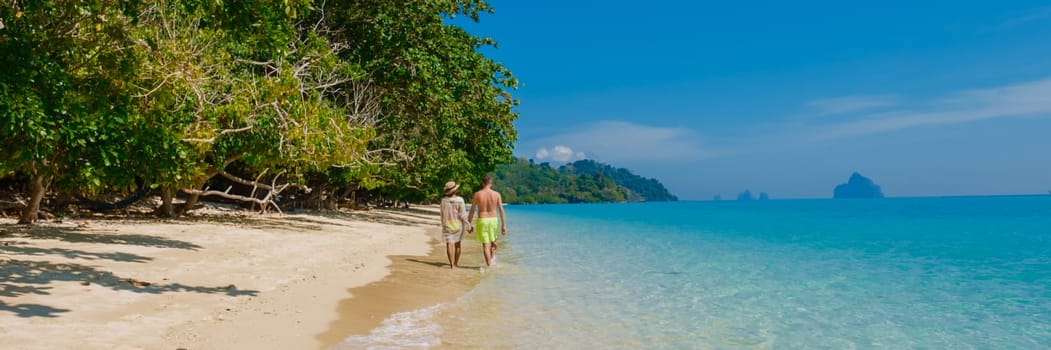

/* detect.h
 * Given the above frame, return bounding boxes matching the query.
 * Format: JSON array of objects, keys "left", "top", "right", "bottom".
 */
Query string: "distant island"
[
  {"left": 833, "top": 172, "right": 885, "bottom": 199},
  {"left": 731, "top": 188, "right": 773, "bottom": 198},
  {"left": 495, "top": 158, "right": 678, "bottom": 204},
  {"left": 734, "top": 190, "right": 770, "bottom": 201}
]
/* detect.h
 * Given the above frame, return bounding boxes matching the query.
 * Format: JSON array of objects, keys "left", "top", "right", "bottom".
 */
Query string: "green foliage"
[
  {"left": 0, "top": 1, "right": 145, "bottom": 192},
  {"left": 560, "top": 160, "right": 679, "bottom": 202},
  {"left": 129, "top": 0, "right": 373, "bottom": 190},
  {"left": 0, "top": 0, "right": 520, "bottom": 219},
  {"left": 321, "top": 0, "right": 519, "bottom": 202}
]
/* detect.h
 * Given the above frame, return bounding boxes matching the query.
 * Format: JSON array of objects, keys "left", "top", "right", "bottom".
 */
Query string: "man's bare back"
[
  {"left": 469, "top": 185, "right": 506, "bottom": 235},
  {"left": 472, "top": 188, "right": 503, "bottom": 218}
]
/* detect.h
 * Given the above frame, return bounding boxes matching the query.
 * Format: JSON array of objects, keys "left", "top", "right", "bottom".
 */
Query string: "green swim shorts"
[{"left": 475, "top": 217, "right": 500, "bottom": 244}]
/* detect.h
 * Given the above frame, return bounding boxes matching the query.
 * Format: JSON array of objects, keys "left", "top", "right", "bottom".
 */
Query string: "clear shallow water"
[{"left": 338, "top": 196, "right": 1051, "bottom": 349}]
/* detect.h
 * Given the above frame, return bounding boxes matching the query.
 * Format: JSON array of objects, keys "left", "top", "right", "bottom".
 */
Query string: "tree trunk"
[
  {"left": 18, "top": 172, "right": 44, "bottom": 225},
  {"left": 176, "top": 174, "right": 213, "bottom": 216},
  {"left": 177, "top": 154, "right": 241, "bottom": 216},
  {"left": 157, "top": 186, "right": 175, "bottom": 218},
  {"left": 335, "top": 186, "right": 353, "bottom": 210},
  {"left": 179, "top": 191, "right": 200, "bottom": 216}
]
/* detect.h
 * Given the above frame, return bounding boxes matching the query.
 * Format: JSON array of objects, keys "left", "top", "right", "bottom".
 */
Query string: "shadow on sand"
[
  {"left": 0, "top": 257, "right": 258, "bottom": 318},
  {"left": 2, "top": 242, "right": 153, "bottom": 263},
  {"left": 405, "top": 258, "right": 483, "bottom": 271},
  {"left": 0, "top": 300, "right": 70, "bottom": 318},
  {"left": 0, "top": 225, "right": 257, "bottom": 318},
  {"left": 3, "top": 225, "right": 202, "bottom": 250}
]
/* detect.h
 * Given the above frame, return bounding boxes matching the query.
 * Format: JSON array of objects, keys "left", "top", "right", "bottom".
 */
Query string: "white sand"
[{"left": 0, "top": 208, "right": 436, "bottom": 349}]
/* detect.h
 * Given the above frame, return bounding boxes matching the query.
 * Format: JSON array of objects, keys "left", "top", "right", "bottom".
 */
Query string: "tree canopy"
[{"left": 0, "top": 0, "right": 518, "bottom": 223}]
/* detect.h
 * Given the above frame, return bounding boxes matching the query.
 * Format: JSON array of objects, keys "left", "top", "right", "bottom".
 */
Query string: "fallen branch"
[
  {"left": 181, "top": 187, "right": 283, "bottom": 214},
  {"left": 217, "top": 169, "right": 311, "bottom": 193}
]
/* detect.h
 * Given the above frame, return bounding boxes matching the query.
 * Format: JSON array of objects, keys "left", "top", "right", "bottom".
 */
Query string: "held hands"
[{"left": 501, "top": 226, "right": 507, "bottom": 235}]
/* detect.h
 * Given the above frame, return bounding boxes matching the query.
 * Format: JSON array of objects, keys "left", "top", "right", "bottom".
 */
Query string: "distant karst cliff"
[{"left": 833, "top": 172, "right": 884, "bottom": 199}]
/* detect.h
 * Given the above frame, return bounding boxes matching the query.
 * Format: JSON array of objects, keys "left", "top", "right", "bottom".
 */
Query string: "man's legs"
[
  {"left": 482, "top": 242, "right": 493, "bottom": 267},
  {"left": 489, "top": 241, "right": 498, "bottom": 265}
]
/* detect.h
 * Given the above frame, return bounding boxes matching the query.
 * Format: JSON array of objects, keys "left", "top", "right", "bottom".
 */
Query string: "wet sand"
[{"left": 320, "top": 234, "right": 488, "bottom": 347}]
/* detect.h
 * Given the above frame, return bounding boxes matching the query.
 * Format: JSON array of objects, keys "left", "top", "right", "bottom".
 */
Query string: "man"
[{"left": 467, "top": 175, "right": 507, "bottom": 267}]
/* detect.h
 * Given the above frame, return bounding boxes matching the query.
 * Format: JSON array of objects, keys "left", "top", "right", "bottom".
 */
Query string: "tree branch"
[
  {"left": 182, "top": 125, "right": 253, "bottom": 143},
  {"left": 181, "top": 187, "right": 275, "bottom": 208}
]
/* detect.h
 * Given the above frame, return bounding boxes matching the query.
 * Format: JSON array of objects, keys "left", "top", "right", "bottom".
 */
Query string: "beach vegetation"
[{"left": 0, "top": 0, "right": 517, "bottom": 223}]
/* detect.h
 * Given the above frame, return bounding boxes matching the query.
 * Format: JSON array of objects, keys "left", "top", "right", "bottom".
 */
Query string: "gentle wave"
[{"left": 333, "top": 305, "right": 444, "bottom": 349}]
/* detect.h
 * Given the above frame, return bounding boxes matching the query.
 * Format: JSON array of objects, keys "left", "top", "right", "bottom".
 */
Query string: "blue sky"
[{"left": 460, "top": 1, "right": 1051, "bottom": 199}]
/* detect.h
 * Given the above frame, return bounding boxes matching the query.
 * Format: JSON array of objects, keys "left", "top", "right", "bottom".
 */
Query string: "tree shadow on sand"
[
  {"left": 0, "top": 258, "right": 258, "bottom": 317},
  {"left": 0, "top": 225, "right": 256, "bottom": 318},
  {"left": 3, "top": 225, "right": 201, "bottom": 250},
  {"left": 1, "top": 259, "right": 259, "bottom": 296},
  {"left": 0, "top": 300, "right": 70, "bottom": 318},
  {"left": 1, "top": 242, "right": 153, "bottom": 263}
]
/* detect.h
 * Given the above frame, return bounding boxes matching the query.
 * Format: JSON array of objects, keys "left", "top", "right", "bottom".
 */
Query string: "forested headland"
[
  {"left": 0, "top": 1, "right": 518, "bottom": 223},
  {"left": 495, "top": 158, "right": 678, "bottom": 204}
]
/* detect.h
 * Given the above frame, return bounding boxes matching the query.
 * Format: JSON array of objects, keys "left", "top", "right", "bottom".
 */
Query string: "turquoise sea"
[{"left": 339, "top": 196, "right": 1051, "bottom": 348}]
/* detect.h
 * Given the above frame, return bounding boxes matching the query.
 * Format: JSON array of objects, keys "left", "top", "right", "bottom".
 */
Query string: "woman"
[{"left": 440, "top": 181, "right": 470, "bottom": 269}]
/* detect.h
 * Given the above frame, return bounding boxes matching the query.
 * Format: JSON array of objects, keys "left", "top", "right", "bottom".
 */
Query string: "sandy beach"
[{"left": 0, "top": 205, "right": 475, "bottom": 349}]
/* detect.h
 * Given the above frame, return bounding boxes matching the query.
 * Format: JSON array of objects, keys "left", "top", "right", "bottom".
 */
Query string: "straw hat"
[{"left": 443, "top": 181, "right": 460, "bottom": 195}]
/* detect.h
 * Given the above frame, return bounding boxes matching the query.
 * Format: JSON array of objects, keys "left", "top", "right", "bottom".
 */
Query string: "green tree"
[
  {"left": 131, "top": 0, "right": 378, "bottom": 215},
  {"left": 1, "top": 0, "right": 520, "bottom": 221},
  {"left": 0, "top": 1, "right": 144, "bottom": 223},
  {"left": 322, "top": 0, "right": 519, "bottom": 202}
]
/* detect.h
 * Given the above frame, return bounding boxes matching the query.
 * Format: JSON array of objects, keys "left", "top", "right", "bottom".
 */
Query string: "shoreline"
[
  {"left": 0, "top": 206, "right": 451, "bottom": 349},
  {"left": 320, "top": 206, "right": 487, "bottom": 347}
]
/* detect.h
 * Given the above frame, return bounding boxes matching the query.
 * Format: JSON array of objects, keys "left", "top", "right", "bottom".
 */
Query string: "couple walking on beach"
[{"left": 440, "top": 175, "right": 507, "bottom": 270}]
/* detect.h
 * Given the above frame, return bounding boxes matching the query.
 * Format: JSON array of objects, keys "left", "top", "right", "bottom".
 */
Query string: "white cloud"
[
  {"left": 534, "top": 148, "right": 549, "bottom": 159},
  {"left": 534, "top": 145, "right": 586, "bottom": 163},
  {"left": 805, "top": 94, "right": 900, "bottom": 116},
  {"left": 524, "top": 121, "right": 715, "bottom": 164},
  {"left": 807, "top": 77, "right": 1051, "bottom": 140}
]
